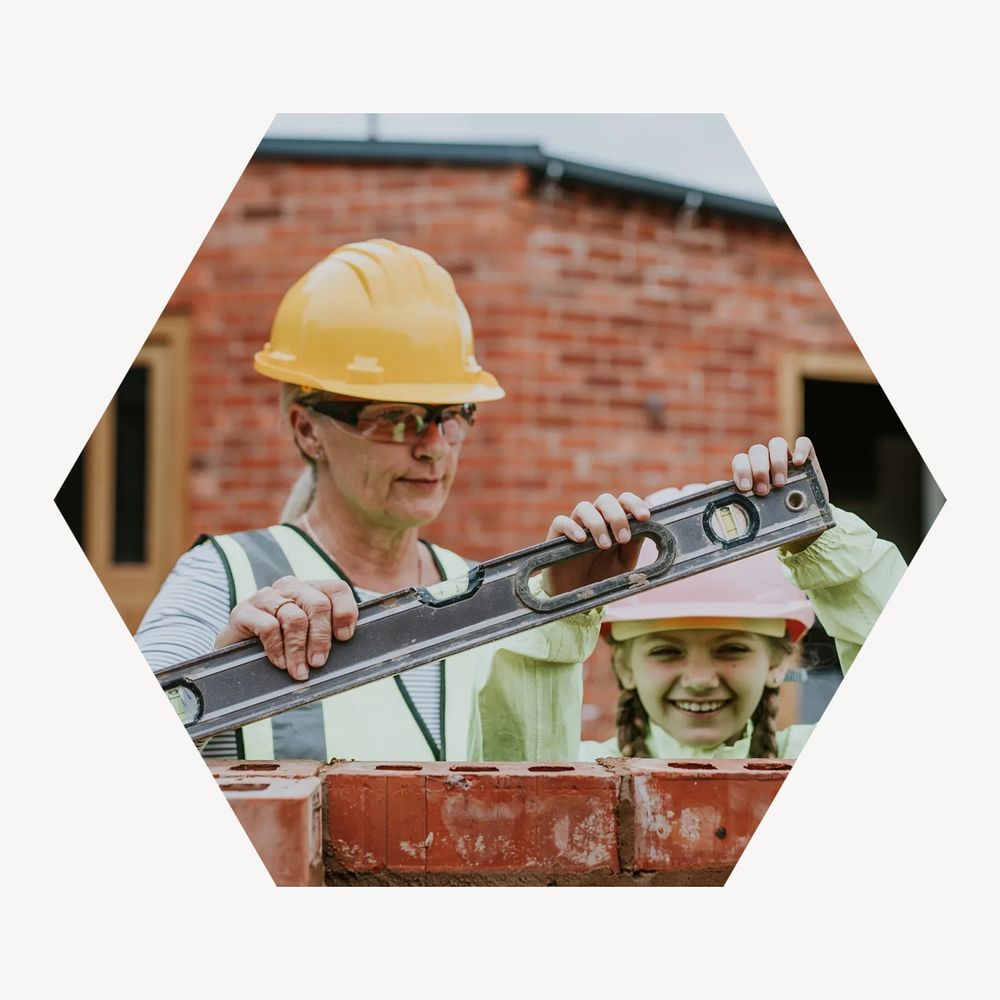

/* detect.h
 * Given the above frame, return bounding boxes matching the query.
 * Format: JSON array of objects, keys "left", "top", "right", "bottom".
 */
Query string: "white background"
[{"left": 4, "top": 2, "right": 996, "bottom": 997}]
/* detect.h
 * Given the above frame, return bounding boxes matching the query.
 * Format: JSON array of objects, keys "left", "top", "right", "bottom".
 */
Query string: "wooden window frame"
[
  {"left": 778, "top": 349, "right": 875, "bottom": 441},
  {"left": 84, "top": 315, "right": 190, "bottom": 630}
]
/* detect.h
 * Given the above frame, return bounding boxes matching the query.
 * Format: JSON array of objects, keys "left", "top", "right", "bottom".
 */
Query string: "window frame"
[
  {"left": 84, "top": 315, "right": 190, "bottom": 631},
  {"left": 778, "top": 348, "right": 876, "bottom": 441}
]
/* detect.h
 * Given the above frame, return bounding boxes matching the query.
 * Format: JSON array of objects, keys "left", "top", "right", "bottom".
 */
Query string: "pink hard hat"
[{"left": 604, "top": 485, "right": 815, "bottom": 643}]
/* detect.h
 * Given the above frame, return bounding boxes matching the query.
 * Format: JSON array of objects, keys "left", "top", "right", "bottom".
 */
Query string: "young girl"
[{"left": 579, "top": 438, "right": 908, "bottom": 760}]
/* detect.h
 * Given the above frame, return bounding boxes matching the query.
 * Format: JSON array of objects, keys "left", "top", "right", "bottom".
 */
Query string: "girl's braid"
[
  {"left": 747, "top": 635, "right": 795, "bottom": 758},
  {"left": 616, "top": 686, "right": 652, "bottom": 758},
  {"left": 610, "top": 640, "right": 652, "bottom": 757},
  {"left": 747, "top": 685, "right": 780, "bottom": 758}
]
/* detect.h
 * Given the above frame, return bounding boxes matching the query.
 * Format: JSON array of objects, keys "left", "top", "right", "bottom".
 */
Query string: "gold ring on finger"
[{"left": 272, "top": 598, "right": 297, "bottom": 617}]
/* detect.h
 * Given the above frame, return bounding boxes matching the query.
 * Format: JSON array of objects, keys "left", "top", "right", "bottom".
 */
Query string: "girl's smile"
[{"left": 669, "top": 698, "right": 733, "bottom": 715}]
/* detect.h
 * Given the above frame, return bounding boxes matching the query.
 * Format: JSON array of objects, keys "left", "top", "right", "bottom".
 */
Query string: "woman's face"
[
  {"left": 617, "top": 629, "right": 788, "bottom": 748},
  {"left": 292, "top": 400, "right": 463, "bottom": 530}
]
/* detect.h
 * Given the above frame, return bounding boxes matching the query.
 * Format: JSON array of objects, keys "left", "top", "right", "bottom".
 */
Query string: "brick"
[
  {"left": 208, "top": 759, "right": 324, "bottom": 780},
  {"left": 629, "top": 758, "right": 792, "bottom": 872},
  {"left": 218, "top": 775, "right": 324, "bottom": 886},
  {"left": 324, "top": 762, "right": 620, "bottom": 876}
]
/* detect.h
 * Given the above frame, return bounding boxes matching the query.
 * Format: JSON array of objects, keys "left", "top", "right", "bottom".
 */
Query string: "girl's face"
[{"left": 616, "top": 629, "right": 789, "bottom": 748}]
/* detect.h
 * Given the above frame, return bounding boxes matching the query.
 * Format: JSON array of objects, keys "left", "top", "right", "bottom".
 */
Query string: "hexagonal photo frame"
[{"left": 54, "top": 113, "right": 941, "bottom": 885}]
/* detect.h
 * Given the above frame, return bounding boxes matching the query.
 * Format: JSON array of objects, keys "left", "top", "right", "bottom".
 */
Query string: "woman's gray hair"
[
  {"left": 279, "top": 383, "right": 319, "bottom": 521},
  {"left": 281, "top": 467, "right": 317, "bottom": 521}
]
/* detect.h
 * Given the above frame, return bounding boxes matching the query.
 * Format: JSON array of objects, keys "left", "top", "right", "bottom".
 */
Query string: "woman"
[{"left": 137, "top": 238, "right": 648, "bottom": 762}]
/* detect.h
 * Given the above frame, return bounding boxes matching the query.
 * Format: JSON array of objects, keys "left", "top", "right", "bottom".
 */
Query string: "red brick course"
[{"left": 211, "top": 757, "right": 793, "bottom": 886}]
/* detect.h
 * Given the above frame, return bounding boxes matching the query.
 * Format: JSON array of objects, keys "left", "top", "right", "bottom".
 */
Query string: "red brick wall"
[{"left": 162, "top": 157, "right": 859, "bottom": 740}]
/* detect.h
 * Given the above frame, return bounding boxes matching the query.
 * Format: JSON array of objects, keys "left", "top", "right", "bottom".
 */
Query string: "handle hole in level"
[
  {"left": 744, "top": 761, "right": 792, "bottom": 771},
  {"left": 375, "top": 764, "right": 423, "bottom": 771},
  {"left": 527, "top": 765, "right": 575, "bottom": 772},
  {"left": 668, "top": 761, "right": 717, "bottom": 770},
  {"left": 524, "top": 527, "right": 671, "bottom": 604},
  {"left": 784, "top": 490, "right": 806, "bottom": 512},
  {"left": 218, "top": 782, "right": 269, "bottom": 791},
  {"left": 231, "top": 763, "right": 279, "bottom": 771},
  {"left": 450, "top": 765, "right": 499, "bottom": 773},
  {"left": 525, "top": 545, "right": 617, "bottom": 590}
]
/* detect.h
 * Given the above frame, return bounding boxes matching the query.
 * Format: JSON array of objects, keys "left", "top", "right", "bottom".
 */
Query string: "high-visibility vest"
[{"left": 201, "top": 524, "right": 595, "bottom": 761}]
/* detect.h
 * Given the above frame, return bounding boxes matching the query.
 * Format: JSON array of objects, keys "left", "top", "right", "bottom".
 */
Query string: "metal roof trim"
[{"left": 253, "top": 137, "right": 783, "bottom": 224}]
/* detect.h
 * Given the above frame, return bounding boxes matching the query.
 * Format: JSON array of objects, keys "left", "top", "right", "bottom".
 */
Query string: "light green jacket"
[
  {"left": 579, "top": 504, "right": 907, "bottom": 761},
  {"left": 211, "top": 524, "right": 600, "bottom": 762}
]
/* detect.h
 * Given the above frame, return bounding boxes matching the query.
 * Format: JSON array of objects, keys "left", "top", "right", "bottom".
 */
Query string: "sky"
[{"left": 265, "top": 113, "right": 774, "bottom": 205}]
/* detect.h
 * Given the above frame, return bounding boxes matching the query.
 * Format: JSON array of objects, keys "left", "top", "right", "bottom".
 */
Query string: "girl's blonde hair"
[{"left": 608, "top": 632, "right": 796, "bottom": 759}]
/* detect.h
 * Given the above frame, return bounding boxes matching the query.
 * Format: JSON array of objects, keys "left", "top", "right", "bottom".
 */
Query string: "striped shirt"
[{"left": 135, "top": 542, "right": 443, "bottom": 758}]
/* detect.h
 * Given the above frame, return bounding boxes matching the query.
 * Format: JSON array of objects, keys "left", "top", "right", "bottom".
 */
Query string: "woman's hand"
[
  {"left": 214, "top": 577, "right": 358, "bottom": 680},
  {"left": 541, "top": 492, "right": 651, "bottom": 597},
  {"left": 731, "top": 435, "right": 830, "bottom": 552}
]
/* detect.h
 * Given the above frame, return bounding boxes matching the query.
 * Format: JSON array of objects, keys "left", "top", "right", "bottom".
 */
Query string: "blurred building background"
[{"left": 56, "top": 115, "right": 941, "bottom": 742}]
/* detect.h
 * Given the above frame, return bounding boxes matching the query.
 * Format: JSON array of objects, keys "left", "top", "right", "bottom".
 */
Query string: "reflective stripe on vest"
[{"left": 208, "top": 525, "right": 475, "bottom": 762}]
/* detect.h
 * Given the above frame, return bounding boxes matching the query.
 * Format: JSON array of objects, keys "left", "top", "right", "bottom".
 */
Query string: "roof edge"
[{"left": 253, "top": 137, "right": 784, "bottom": 224}]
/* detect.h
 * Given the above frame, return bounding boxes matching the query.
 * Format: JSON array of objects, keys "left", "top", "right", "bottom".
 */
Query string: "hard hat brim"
[
  {"left": 602, "top": 601, "right": 814, "bottom": 643},
  {"left": 254, "top": 353, "right": 507, "bottom": 405}
]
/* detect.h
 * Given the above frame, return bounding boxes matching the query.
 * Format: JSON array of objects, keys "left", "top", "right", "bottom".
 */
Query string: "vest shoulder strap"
[
  {"left": 209, "top": 526, "right": 474, "bottom": 602},
  {"left": 208, "top": 525, "right": 349, "bottom": 606}
]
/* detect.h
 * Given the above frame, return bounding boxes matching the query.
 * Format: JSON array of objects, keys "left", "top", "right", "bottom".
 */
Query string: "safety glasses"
[{"left": 305, "top": 400, "right": 477, "bottom": 444}]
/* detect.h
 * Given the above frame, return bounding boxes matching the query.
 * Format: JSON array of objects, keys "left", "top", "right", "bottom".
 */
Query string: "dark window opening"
[
  {"left": 804, "top": 378, "right": 934, "bottom": 564},
  {"left": 114, "top": 365, "right": 149, "bottom": 563}
]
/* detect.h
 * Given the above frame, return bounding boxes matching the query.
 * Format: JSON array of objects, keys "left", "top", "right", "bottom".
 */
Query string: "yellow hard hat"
[{"left": 255, "top": 239, "right": 506, "bottom": 404}]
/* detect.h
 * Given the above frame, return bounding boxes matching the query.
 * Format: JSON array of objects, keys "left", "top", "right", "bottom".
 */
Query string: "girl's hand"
[
  {"left": 541, "top": 492, "right": 651, "bottom": 597},
  {"left": 731, "top": 435, "right": 829, "bottom": 502},
  {"left": 214, "top": 577, "right": 358, "bottom": 681},
  {"left": 731, "top": 436, "right": 830, "bottom": 553}
]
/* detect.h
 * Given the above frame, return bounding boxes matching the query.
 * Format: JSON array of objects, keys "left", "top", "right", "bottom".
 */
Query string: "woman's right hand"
[{"left": 214, "top": 576, "right": 358, "bottom": 681}]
